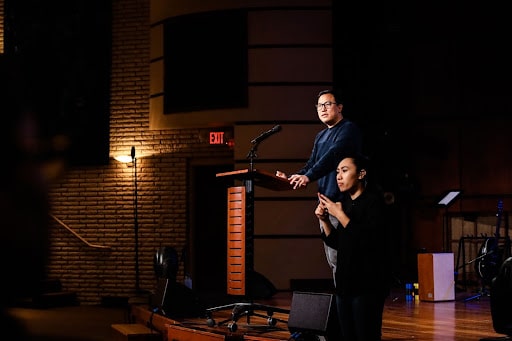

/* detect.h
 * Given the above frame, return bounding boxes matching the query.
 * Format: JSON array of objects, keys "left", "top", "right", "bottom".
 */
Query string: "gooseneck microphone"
[{"left": 250, "top": 125, "right": 282, "bottom": 144}]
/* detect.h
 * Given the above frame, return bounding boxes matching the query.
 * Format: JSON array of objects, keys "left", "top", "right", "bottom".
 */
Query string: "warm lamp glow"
[{"left": 114, "top": 155, "right": 133, "bottom": 163}]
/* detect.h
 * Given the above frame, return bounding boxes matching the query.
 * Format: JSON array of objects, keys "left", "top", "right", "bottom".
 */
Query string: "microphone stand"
[
  {"left": 246, "top": 142, "right": 259, "bottom": 172},
  {"left": 246, "top": 125, "right": 281, "bottom": 171}
]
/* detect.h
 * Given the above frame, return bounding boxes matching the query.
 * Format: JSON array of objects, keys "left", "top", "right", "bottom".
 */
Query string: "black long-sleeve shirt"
[{"left": 321, "top": 189, "right": 392, "bottom": 296}]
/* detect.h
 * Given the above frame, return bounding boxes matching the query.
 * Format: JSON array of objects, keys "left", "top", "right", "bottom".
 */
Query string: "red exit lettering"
[{"left": 209, "top": 131, "right": 225, "bottom": 144}]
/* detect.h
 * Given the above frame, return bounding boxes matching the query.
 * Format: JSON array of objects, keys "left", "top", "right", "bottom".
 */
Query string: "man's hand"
[
  {"left": 275, "top": 170, "right": 287, "bottom": 179},
  {"left": 288, "top": 174, "right": 309, "bottom": 189}
]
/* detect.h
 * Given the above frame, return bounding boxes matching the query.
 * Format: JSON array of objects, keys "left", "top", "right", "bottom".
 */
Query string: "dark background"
[
  {"left": 4, "top": 2, "right": 512, "bottom": 174},
  {"left": 4, "top": 0, "right": 112, "bottom": 166},
  {"left": 334, "top": 2, "right": 512, "bottom": 189}
]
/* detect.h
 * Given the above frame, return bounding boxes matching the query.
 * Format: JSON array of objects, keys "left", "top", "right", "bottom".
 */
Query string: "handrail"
[{"left": 49, "top": 213, "right": 112, "bottom": 250}]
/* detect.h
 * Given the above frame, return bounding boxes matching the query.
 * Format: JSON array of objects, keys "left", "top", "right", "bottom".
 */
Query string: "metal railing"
[{"left": 49, "top": 214, "right": 112, "bottom": 250}]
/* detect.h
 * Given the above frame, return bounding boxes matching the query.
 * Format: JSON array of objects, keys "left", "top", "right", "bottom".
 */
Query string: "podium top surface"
[{"left": 216, "top": 168, "right": 293, "bottom": 191}]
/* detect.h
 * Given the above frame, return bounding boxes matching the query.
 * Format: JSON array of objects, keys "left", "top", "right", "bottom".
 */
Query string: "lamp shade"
[{"left": 114, "top": 155, "right": 133, "bottom": 163}]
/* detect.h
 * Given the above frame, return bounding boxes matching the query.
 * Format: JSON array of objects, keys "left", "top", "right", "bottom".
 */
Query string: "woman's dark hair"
[
  {"left": 344, "top": 152, "right": 385, "bottom": 196},
  {"left": 353, "top": 153, "right": 369, "bottom": 182},
  {"left": 339, "top": 152, "right": 376, "bottom": 189},
  {"left": 340, "top": 152, "right": 369, "bottom": 173}
]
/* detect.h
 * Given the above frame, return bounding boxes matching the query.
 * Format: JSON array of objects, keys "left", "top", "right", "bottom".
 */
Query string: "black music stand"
[
  {"left": 205, "top": 168, "right": 292, "bottom": 332},
  {"left": 437, "top": 190, "right": 462, "bottom": 252}
]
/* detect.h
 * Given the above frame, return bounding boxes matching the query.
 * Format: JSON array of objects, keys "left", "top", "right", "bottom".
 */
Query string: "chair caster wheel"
[
  {"left": 227, "top": 322, "right": 238, "bottom": 332},
  {"left": 206, "top": 318, "right": 216, "bottom": 327},
  {"left": 267, "top": 317, "right": 277, "bottom": 326}
]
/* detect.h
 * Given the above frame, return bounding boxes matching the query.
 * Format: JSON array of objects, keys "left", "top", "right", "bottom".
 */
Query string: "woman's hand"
[
  {"left": 315, "top": 203, "right": 329, "bottom": 221},
  {"left": 317, "top": 193, "right": 342, "bottom": 217},
  {"left": 318, "top": 192, "right": 347, "bottom": 228}
]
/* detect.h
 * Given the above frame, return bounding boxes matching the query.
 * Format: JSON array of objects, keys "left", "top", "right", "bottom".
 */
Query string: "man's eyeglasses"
[{"left": 315, "top": 101, "right": 337, "bottom": 111}]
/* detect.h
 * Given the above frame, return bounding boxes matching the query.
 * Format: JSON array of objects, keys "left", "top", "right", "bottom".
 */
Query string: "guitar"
[{"left": 475, "top": 199, "right": 504, "bottom": 283}]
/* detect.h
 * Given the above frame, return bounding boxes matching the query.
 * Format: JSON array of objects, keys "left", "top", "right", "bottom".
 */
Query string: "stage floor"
[{"left": 130, "top": 288, "right": 507, "bottom": 341}]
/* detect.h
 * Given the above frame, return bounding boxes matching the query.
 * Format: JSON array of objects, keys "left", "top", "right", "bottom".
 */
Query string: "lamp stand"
[{"left": 131, "top": 147, "right": 141, "bottom": 293}]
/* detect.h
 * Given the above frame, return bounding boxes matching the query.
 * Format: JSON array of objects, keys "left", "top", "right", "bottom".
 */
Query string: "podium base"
[{"left": 246, "top": 270, "right": 277, "bottom": 299}]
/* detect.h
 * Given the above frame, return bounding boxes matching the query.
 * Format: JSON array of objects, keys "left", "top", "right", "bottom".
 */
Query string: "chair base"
[{"left": 205, "top": 302, "right": 289, "bottom": 332}]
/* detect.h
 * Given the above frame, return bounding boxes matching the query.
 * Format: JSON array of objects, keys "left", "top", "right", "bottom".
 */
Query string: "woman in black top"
[{"left": 316, "top": 153, "right": 391, "bottom": 341}]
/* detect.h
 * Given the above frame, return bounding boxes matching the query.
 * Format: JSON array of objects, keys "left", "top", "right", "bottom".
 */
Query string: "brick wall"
[
  {"left": 0, "top": 0, "right": 3, "bottom": 54},
  {"left": 46, "top": 0, "right": 233, "bottom": 305}
]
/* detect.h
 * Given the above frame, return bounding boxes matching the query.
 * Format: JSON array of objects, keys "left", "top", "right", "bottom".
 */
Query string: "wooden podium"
[
  {"left": 215, "top": 168, "right": 292, "bottom": 296},
  {"left": 206, "top": 169, "right": 292, "bottom": 331}
]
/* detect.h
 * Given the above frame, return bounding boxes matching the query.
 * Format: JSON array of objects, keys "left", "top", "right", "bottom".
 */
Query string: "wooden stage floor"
[{"left": 130, "top": 287, "right": 509, "bottom": 341}]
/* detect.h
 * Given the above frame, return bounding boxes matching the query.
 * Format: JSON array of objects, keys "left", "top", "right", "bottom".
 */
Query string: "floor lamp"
[
  {"left": 131, "top": 146, "right": 141, "bottom": 292},
  {"left": 115, "top": 146, "right": 141, "bottom": 293}
]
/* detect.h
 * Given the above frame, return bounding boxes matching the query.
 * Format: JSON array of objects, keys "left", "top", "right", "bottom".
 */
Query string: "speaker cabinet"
[
  {"left": 417, "top": 253, "right": 455, "bottom": 301},
  {"left": 288, "top": 291, "right": 336, "bottom": 337}
]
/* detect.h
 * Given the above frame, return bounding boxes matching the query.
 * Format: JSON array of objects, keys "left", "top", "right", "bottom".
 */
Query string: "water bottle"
[{"left": 405, "top": 283, "right": 413, "bottom": 301}]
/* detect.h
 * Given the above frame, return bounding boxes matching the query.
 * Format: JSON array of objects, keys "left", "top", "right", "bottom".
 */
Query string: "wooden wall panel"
[
  {"left": 246, "top": 86, "right": 333, "bottom": 122},
  {"left": 249, "top": 48, "right": 333, "bottom": 83},
  {"left": 459, "top": 120, "right": 512, "bottom": 195},
  {"left": 234, "top": 125, "right": 322, "bottom": 160},
  {"left": 150, "top": 5, "right": 333, "bottom": 129},
  {"left": 254, "top": 201, "right": 318, "bottom": 235},
  {"left": 408, "top": 121, "right": 461, "bottom": 197},
  {"left": 248, "top": 9, "right": 332, "bottom": 45},
  {"left": 254, "top": 238, "right": 332, "bottom": 290},
  {"left": 151, "top": 0, "right": 332, "bottom": 23}
]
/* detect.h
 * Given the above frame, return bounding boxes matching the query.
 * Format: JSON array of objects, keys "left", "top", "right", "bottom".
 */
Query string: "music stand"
[
  {"left": 437, "top": 190, "right": 462, "bottom": 252},
  {"left": 437, "top": 190, "right": 462, "bottom": 207}
]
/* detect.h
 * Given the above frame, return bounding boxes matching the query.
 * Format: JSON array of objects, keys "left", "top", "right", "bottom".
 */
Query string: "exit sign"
[{"left": 209, "top": 131, "right": 225, "bottom": 145}]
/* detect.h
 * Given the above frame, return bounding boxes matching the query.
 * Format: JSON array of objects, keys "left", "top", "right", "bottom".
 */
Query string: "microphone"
[{"left": 250, "top": 125, "right": 282, "bottom": 144}]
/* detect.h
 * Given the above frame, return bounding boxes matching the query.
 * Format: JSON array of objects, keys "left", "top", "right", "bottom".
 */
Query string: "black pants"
[{"left": 336, "top": 292, "right": 386, "bottom": 341}]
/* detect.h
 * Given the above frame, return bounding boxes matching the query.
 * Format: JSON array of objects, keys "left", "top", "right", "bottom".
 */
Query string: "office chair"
[{"left": 151, "top": 246, "right": 203, "bottom": 319}]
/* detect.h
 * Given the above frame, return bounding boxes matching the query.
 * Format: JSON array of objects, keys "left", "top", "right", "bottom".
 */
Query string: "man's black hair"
[{"left": 317, "top": 89, "right": 344, "bottom": 104}]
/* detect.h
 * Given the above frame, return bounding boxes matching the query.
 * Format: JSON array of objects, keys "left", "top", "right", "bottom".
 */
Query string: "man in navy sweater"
[{"left": 276, "top": 89, "right": 363, "bottom": 286}]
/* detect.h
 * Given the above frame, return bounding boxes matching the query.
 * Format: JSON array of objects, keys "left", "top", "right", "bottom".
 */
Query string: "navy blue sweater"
[{"left": 297, "top": 119, "right": 362, "bottom": 201}]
